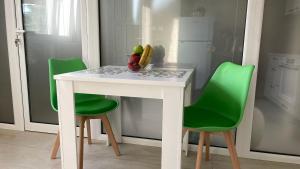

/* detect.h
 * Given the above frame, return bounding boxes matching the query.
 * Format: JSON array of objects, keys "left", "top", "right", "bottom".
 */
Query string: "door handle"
[
  {"left": 15, "top": 29, "right": 25, "bottom": 47},
  {"left": 16, "top": 29, "right": 26, "bottom": 35}
]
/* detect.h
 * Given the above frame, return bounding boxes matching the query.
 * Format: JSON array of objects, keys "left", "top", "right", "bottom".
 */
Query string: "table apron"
[{"left": 73, "top": 81, "right": 184, "bottom": 99}]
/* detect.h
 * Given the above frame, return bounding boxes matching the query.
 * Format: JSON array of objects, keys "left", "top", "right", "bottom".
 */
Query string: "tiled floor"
[{"left": 0, "top": 129, "right": 299, "bottom": 169}]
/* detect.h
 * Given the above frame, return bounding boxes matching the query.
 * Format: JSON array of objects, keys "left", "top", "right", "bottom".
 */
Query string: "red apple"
[
  {"left": 128, "top": 53, "right": 140, "bottom": 64},
  {"left": 128, "top": 54, "right": 141, "bottom": 71}
]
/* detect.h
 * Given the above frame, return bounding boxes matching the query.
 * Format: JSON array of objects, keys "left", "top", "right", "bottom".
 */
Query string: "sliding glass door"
[
  {"left": 100, "top": 0, "right": 248, "bottom": 146},
  {"left": 0, "top": 0, "right": 14, "bottom": 124},
  {"left": 251, "top": 0, "right": 300, "bottom": 156},
  {"left": 19, "top": 0, "right": 82, "bottom": 127},
  {"left": 0, "top": 0, "right": 87, "bottom": 132}
]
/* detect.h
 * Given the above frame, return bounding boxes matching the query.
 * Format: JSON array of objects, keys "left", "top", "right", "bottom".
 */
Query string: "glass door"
[
  {"left": 15, "top": 0, "right": 83, "bottom": 131},
  {"left": 99, "top": 0, "right": 248, "bottom": 147},
  {"left": 251, "top": 0, "right": 300, "bottom": 156}
]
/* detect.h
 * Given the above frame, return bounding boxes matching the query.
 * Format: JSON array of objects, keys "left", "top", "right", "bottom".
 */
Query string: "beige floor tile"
[{"left": 0, "top": 129, "right": 299, "bottom": 169}]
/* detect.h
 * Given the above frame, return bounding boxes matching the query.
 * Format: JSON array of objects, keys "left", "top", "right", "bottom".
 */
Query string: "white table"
[{"left": 54, "top": 66, "right": 193, "bottom": 169}]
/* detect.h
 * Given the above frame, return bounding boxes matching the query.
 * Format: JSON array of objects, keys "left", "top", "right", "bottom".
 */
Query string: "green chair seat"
[
  {"left": 75, "top": 93, "right": 105, "bottom": 104},
  {"left": 48, "top": 58, "right": 118, "bottom": 116},
  {"left": 184, "top": 106, "right": 236, "bottom": 132},
  {"left": 75, "top": 97, "right": 118, "bottom": 116}
]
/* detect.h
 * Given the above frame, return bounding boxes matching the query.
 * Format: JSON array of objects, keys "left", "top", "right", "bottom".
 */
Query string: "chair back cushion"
[
  {"left": 48, "top": 58, "right": 86, "bottom": 111},
  {"left": 195, "top": 62, "right": 255, "bottom": 126}
]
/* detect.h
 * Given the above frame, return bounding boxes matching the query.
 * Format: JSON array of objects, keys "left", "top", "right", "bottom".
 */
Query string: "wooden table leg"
[
  {"left": 162, "top": 87, "right": 184, "bottom": 169},
  {"left": 183, "top": 82, "right": 192, "bottom": 156},
  {"left": 56, "top": 80, "right": 78, "bottom": 169},
  {"left": 79, "top": 117, "right": 86, "bottom": 169}
]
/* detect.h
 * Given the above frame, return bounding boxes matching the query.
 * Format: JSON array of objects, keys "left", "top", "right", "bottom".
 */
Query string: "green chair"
[
  {"left": 48, "top": 58, "right": 120, "bottom": 169},
  {"left": 183, "top": 62, "right": 255, "bottom": 169}
]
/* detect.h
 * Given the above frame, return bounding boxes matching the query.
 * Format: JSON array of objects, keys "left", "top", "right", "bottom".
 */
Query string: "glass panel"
[
  {"left": 22, "top": 0, "right": 82, "bottom": 124},
  {"left": 251, "top": 0, "right": 300, "bottom": 156},
  {"left": 100, "top": 0, "right": 248, "bottom": 146},
  {"left": 0, "top": 0, "right": 14, "bottom": 124}
]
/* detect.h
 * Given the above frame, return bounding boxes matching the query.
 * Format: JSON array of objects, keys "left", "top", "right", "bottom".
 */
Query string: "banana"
[
  {"left": 138, "top": 45, "right": 150, "bottom": 67},
  {"left": 143, "top": 46, "right": 153, "bottom": 67},
  {"left": 139, "top": 44, "right": 153, "bottom": 68}
]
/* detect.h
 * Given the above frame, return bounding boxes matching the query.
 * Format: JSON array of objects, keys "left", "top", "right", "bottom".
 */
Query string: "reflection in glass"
[
  {"left": 100, "top": 0, "right": 248, "bottom": 146},
  {"left": 23, "top": 0, "right": 80, "bottom": 37},
  {"left": 251, "top": 0, "right": 300, "bottom": 156},
  {"left": 0, "top": 0, "right": 14, "bottom": 124},
  {"left": 22, "top": 0, "right": 82, "bottom": 124}
]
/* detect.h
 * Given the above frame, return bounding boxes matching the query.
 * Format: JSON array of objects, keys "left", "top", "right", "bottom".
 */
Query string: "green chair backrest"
[
  {"left": 48, "top": 58, "right": 86, "bottom": 111},
  {"left": 195, "top": 62, "right": 255, "bottom": 127}
]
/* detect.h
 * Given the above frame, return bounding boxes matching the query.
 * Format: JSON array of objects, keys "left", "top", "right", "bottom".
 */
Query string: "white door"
[
  {"left": 13, "top": 0, "right": 89, "bottom": 133},
  {"left": 0, "top": 0, "right": 98, "bottom": 134}
]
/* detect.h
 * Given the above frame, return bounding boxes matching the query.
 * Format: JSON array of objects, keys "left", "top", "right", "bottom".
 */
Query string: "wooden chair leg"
[
  {"left": 195, "top": 132, "right": 206, "bottom": 169},
  {"left": 86, "top": 119, "right": 92, "bottom": 144},
  {"left": 205, "top": 133, "right": 210, "bottom": 161},
  {"left": 182, "top": 128, "right": 189, "bottom": 156},
  {"left": 182, "top": 128, "right": 188, "bottom": 139},
  {"left": 101, "top": 115, "right": 120, "bottom": 156},
  {"left": 79, "top": 117, "right": 86, "bottom": 169},
  {"left": 223, "top": 131, "right": 240, "bottom": 169},
  {"left": 50, "top": 131, "right": 60, "bottom": 159}
]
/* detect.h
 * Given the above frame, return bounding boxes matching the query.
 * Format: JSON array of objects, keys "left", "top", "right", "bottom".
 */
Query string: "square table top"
[{"left": 54, "top": 66, "right": 194, "bottom": 87}]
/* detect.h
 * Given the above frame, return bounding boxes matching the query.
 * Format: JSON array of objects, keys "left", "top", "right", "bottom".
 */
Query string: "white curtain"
[
  {"left": 23, "top": 0, "right": 80, "bottom": 38},
  {"left": 46, "top": 0, "right": 80, "bottom": 37}
]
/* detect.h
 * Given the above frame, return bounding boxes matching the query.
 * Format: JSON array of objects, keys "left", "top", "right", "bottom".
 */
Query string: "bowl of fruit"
[{"left": 128, "top": 44, "right": 153, "bottom": 72}]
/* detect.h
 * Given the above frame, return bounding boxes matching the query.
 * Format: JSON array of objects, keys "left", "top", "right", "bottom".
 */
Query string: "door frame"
[
  {"left": 0, "top": 0, "right": 25, "bottom": 131},
  {"left": 236, "top": 0, "right": 300, "bottom": 164}
]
